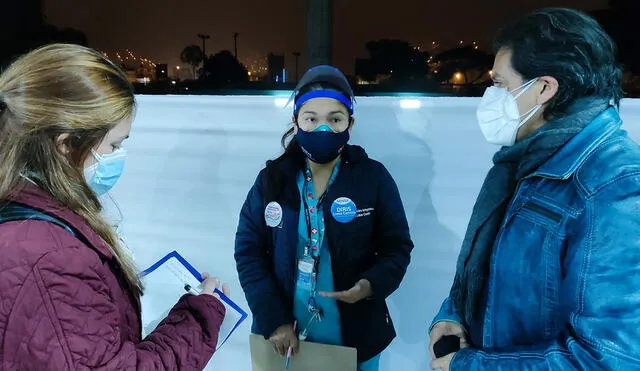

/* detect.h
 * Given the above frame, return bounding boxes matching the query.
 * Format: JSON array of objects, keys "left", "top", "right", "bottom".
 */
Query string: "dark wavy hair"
[{"left": 493, "top": 7, "right": 623, "bottom": 120}]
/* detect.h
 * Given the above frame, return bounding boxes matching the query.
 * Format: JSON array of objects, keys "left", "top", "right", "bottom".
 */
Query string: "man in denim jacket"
[{"left": 429, "top": 8, "right": 640, "bottom": 370}]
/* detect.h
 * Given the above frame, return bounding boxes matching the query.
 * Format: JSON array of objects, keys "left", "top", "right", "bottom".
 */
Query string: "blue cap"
[
  {"left": 289, "top": 65, "right": 355, "bottom": 115},
  {"left": 294, "top": 65, "right": 354, "bottom": 98}
]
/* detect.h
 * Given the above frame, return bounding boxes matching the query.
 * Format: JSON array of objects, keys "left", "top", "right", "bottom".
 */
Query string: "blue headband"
[{"left": 293, "top": 90, "right": 353, "bottom": 115}]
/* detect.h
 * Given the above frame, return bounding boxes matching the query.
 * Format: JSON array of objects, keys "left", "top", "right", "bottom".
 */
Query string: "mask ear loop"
[
  {"left": 511, "top": 78, "right": 539, "bottom": 99},
  {"left": 507, "top": 78, "right": 542, "bottom": 145},
  {"left": 518, "top": 104, "right": 542, "bottom": 125},
  {"left": 90, "top": 149, "right": 103, "bottom": 162},
  {"left": 511, "top": 77, "right": 542, "bottom": 126}
]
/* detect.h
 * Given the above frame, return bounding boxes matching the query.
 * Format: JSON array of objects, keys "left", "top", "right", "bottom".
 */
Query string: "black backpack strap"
[{"left": 0, "top": 201, "right": 76, "bottom": 237}]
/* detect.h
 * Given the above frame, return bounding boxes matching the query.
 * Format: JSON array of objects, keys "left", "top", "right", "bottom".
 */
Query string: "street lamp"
[
  {"left": 234, "top": 32, "right": 239, "bottom": 59},
  {"left": 454, "top": 72, "right": 464, "bottom": 84},
  {"left": 197, "top": 33, "right": 211, "bottom": 59}
]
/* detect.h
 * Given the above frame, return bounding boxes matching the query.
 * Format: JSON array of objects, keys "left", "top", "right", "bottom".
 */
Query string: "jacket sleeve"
[
  {"left": 234, "top": 171, "right": 294, "bottom": 338},
  {"left": 429, "top": 297, "right": 466, "bottom": 334},
  {"left": 360, "top": 163, "right": 414, "bottom": 299},
  {"left": 11, "top": 246, "right": 225, "bottom": 370},
  {"left": 450, "top": 180, "right": 640, "bottom": 370}
]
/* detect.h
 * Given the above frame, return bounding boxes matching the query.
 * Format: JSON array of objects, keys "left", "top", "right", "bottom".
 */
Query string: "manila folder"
[{"left": 249, "top": 333, "right": 357, "bottom": 371}]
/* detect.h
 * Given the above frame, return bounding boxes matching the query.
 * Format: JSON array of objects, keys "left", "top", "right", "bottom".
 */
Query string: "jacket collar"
[{"left": 530, "top": 107, "right": 622, "bottom": 180}]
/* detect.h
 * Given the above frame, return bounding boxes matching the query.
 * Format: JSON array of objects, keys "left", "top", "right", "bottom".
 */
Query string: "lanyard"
[
  {"left": 300, "top": 179, "right": 325, "bottom": 335},
  {"left": 301, "top": 172, "right": 324, "bottom": 301},
  {"left": 300, "top": 165, "right": 332, "bottom": 316},
  {"left": 299, "top": 159, "right": 340, "bottom": 320},
  {"left": 302, "top": 176, "right": 326, "bottom": 259}
]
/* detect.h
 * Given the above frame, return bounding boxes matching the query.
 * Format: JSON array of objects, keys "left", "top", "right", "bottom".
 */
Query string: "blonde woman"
[{"left": 0, "top": 44, "right": 227, "bottom": 370}]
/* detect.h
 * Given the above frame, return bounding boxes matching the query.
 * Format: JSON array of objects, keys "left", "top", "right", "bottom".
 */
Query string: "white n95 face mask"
[{"left": 476, "top": 78, "right": 541, "bottom": 146}]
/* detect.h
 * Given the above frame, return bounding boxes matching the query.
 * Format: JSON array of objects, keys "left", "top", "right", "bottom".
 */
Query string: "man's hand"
[
  {"left": 430, "top": 352, "right": 455, "bottom": 371},
  {"left": 319, "top": 279, "right": 373, "bottom": 304},
  {"left": 429, "top": 321, "right": 469, "bottom": 370}
]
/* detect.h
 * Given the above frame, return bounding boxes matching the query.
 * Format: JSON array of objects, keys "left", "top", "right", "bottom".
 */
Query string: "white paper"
[{"left": 140, "top": 256, "right": 244, "bottom": 350}]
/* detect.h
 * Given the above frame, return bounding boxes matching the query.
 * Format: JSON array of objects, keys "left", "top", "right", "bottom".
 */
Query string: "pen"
[
  {"left": 284, "top": 320, "right": 297, "bottom": 370},
  {"left": 184, "top": 284, "right": 198, "bottom": 295}
]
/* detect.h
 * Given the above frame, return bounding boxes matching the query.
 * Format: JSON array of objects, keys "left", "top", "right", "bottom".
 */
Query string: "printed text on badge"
[
  {"left": 331, "top": 197, "right": 357, "bottom": 223},
  {"left": 264, "top": 201, "right": 283, "bottom": 227}
]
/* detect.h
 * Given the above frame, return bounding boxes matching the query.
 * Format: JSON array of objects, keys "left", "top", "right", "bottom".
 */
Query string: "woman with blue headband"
[{"left": 235, "top": 65, "right": 414, "bottom": 370}]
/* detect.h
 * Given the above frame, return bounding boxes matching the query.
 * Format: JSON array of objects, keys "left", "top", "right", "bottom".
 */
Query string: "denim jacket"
[{"left": 431, "top": 107, "right": 640, "bottom": 369}]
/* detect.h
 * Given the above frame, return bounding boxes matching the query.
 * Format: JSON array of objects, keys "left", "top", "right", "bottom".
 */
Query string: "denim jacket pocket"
[{"left": 491, "top": 198, "right": 569, "bottom": 347}]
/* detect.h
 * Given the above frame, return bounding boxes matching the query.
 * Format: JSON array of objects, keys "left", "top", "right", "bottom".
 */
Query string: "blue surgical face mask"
[
  {"left": 296, "top": 124, "right": 350, "bottom": 164},
  {"left": 84, "top": 148, "right": 127, "bottom": 196}
]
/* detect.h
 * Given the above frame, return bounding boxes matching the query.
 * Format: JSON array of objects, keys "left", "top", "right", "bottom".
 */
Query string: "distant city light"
[
  {"left": 241, "top": 54, "right": 269, "bottom": 78},
  {"left": 102, "top": 49, "right": 157, "bottom": 67}
]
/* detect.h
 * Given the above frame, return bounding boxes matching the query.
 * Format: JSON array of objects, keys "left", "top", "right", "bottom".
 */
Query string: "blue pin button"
[{"left": 331, "top": 197, "right": 357, "bottom": 223}]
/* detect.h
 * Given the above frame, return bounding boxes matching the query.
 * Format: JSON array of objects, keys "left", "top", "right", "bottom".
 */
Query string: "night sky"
[{"left": 44, "top": 0, "right": 608, "bottom": 76}]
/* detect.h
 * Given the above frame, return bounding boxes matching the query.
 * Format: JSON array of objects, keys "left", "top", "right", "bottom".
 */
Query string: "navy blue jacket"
[{"left": 234, "top": 145, "right": 414, "bottom": 362}]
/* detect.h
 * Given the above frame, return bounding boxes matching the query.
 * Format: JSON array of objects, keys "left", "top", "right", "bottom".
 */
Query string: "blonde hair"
[{"left": 0, "top": 43, "right": 142, "bottom": 295}]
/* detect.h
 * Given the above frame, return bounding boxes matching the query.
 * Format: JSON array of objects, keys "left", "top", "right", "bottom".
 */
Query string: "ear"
[
  {"left": 56, "top": 133, "right": 71, "bottom": 155},
  {"left": 536, "top": 76, "right": 558, "bottom": 106},
  {"left": 348, "top": 117, "right": 356, "bottom": 133},
  {"left": 292, "top": 117, "right": 299, "bottom": 135}
]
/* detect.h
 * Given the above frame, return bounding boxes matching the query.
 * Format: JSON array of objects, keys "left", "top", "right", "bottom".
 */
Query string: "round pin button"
[
  {"left": 264, "top": 202, "right": 283, "bottom": 227},
  {"left": 331, "top": 197, "right": 357, "bottom": 223}
]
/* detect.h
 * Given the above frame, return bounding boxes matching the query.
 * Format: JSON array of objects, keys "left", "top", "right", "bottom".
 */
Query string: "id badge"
[{"left": 296, "top": 257, "right": 314, "bottom": 290}]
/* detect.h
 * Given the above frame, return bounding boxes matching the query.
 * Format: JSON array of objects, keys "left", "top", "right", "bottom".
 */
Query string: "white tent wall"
[{"left": 110, "top": 96, "right": 640, "bottom": 371}]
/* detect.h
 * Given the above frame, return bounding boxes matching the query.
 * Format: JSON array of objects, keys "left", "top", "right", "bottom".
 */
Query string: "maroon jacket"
[{"left": 0, "top": 184, "right": 225, "bottom": 370}]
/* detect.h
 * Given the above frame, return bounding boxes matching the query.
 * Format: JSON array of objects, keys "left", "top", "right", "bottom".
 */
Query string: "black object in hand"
[{"left": 433, "top": 335, "right": 461, "bottom": 358}]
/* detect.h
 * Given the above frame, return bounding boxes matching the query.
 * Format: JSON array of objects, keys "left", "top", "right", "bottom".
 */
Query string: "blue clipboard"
[{"left": 140, "top": 250, "right": 248, "bottom": 348}]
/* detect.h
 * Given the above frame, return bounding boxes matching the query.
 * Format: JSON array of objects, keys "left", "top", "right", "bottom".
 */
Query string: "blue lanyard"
[
  {"left": 301, "top": 169, "right": 323, "bottom": 303},
  {"left": 302, "top": 176, "right": 325, "bottom": 258},
  {"left": 300, "top": 159, "right": 340, "bottom": 316}
]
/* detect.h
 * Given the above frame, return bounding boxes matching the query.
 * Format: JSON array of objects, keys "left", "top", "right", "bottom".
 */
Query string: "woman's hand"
[
  {"left": 319, "top": 279, "right": 373, "bottom": 304},
  {"left": 200, "top": 272, "right": 230, "bottom": 300},
  {"left": 269, "top": 324, "right": 299, "bottom": 356}
]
